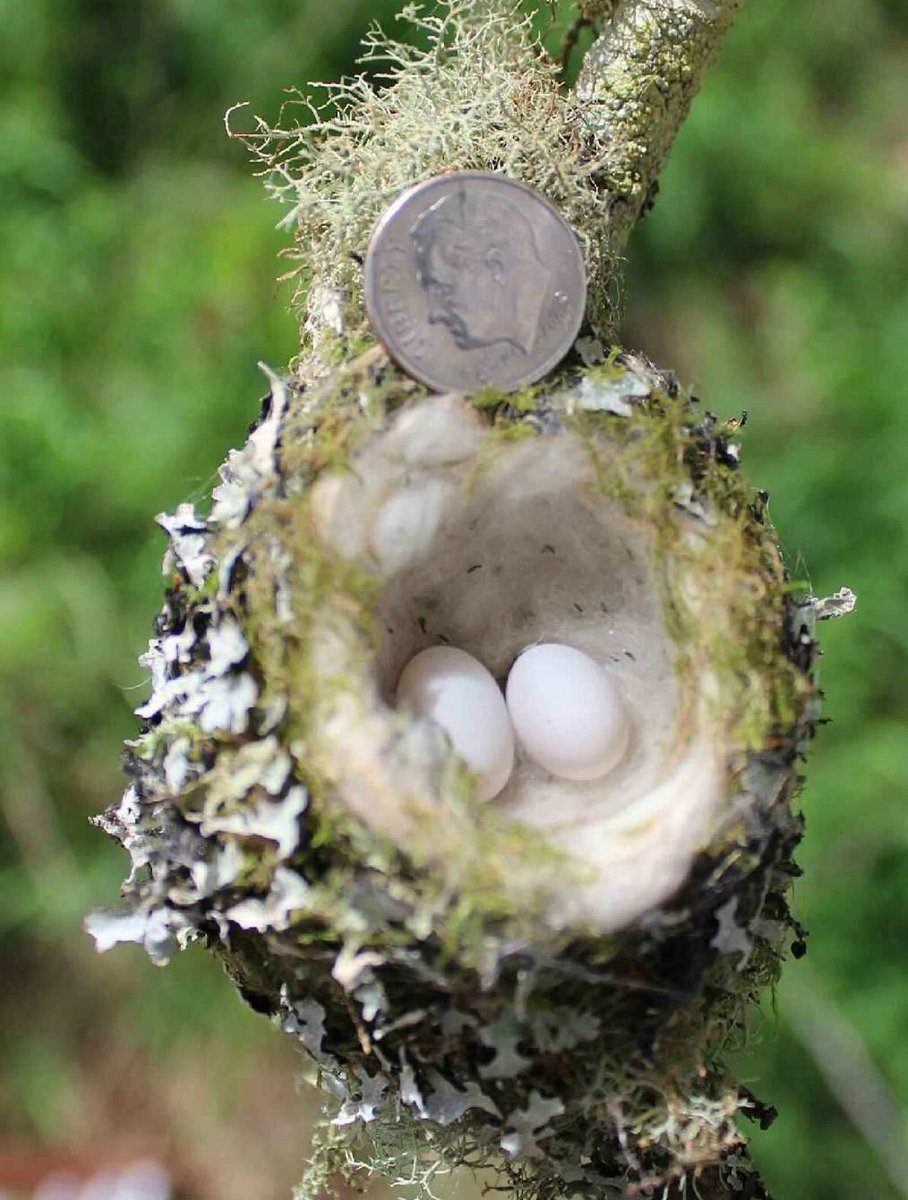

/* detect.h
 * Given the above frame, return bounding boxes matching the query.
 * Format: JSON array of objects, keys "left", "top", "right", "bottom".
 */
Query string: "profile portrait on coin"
[{"left": 409, "top": 187, "right": 553, "bottom": 356}]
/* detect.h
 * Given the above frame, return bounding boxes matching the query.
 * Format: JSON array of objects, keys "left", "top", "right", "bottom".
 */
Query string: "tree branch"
[{"left": 575, "top": 0, "right": 741, "bottom": 257}]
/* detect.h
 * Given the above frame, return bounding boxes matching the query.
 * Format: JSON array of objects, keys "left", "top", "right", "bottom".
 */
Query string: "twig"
[
  {"left": 575, "top": 0, "right": 742, "bottom": 258},
  {"left": 784, "top": 970, "right": 908, "bottom": 1199}
]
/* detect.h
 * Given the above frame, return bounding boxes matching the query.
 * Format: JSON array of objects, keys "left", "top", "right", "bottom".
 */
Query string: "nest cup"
[{"left": 307, "top": 389, "right": 732, "bottom": 933}]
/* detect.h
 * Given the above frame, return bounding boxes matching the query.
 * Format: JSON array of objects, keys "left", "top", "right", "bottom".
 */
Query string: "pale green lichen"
[
  {"left": 231, "top": 0, "right": 617, "bottom": 366},
  {"left": 232, "top": 0, "right": 741, "bottom": 370}
]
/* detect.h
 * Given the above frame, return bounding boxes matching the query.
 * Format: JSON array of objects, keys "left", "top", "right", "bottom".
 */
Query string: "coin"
[{"left": 364, "top": 172, "right": 587, "bottom": 394}]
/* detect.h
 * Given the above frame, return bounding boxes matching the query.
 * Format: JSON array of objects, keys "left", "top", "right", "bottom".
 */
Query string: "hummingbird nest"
[{"left": 89, "top": 350, "right": 820, "bottom": 1200}]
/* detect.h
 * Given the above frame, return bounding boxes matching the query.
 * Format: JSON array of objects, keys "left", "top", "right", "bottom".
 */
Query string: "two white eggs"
[{"left": 395, "top": 642, "right": 629, "bottom": 801}]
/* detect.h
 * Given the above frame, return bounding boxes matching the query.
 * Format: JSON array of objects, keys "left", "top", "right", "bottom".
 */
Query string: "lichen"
[{"left": 229, "top": 0, "right": 618, "bottom": 367}]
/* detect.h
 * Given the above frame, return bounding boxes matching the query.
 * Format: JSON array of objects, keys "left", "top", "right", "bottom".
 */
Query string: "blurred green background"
[{"left": 1, "top": 0, "right": 906, "bottom": 1197}]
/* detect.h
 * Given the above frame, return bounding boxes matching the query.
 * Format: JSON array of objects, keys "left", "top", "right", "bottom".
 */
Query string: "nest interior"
[{"left": 306, "top": 392, "right": 727, "bottom": 933}]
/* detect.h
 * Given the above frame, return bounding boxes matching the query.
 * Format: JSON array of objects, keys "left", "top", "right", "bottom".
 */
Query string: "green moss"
[
  {"left": 130, "top": 717, "right": 210, "bottom": 762},
  {"left": 470, "top": 383, "right": 541, "bottom": 415},
  {"left": 562, "top": 374, "right": 812, "bottom": 755},
  {"left": 470, "top": 386, "right": 510, "bottom": 411},
  {"left": 182, "top": 570, "right": 220, "bottom": 605}
]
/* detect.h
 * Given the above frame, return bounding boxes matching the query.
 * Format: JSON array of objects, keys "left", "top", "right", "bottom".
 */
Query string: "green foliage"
[{"left": 1, "top": 1, "right": 906, "bottom": 1197}]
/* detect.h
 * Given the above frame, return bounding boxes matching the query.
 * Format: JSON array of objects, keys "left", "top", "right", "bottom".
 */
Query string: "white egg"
[
  {"left": 396, "top": 646, "right": 515, "bottom": 801},
  {"left": 505, "top": 643, "right": 629, "bottom": 782}
]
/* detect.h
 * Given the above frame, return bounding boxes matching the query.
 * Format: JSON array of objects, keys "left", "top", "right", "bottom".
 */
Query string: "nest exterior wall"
[{"left": 90, "top": 348, "right": 817, "bottom": 1200}]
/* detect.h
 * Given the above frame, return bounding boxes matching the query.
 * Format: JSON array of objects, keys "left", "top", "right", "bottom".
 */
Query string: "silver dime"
[{"left": 364, "top": 172, "right": 587, "bottom": 394}]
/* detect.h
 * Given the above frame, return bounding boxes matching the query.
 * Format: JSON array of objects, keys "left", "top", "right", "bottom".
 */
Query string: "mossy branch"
[{"left": 576, "top": 0, "right": 741, "bottom": 257}]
